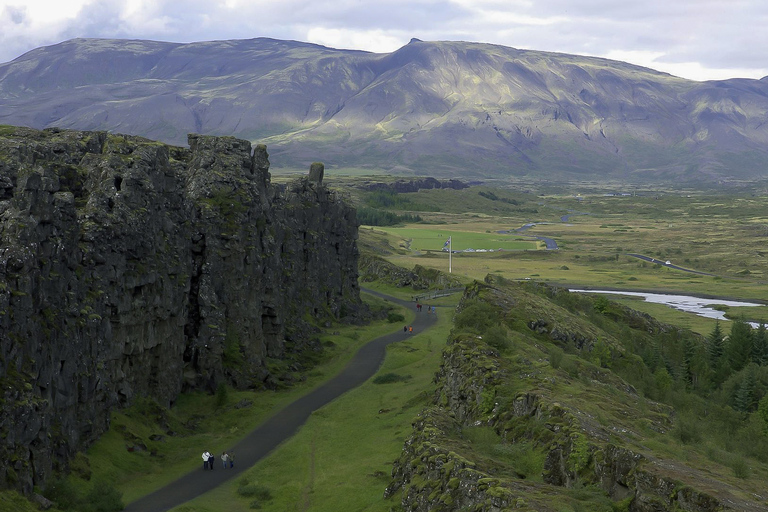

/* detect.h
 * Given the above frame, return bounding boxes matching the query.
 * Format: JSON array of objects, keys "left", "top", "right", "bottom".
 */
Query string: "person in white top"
[{"left": 202, "top": 451, "right": 211, "bottom": 470}]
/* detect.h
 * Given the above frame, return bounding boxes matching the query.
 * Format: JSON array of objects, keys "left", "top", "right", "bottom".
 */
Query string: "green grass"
[
  {"left": 374, "top": 226, "right": 538, "bottom": 252},
  {"left": 78, "top": 295, "right": 416, "bottom": 505},
  {"left": 169, "top": 300, "right": 456, "bottom": 511}
]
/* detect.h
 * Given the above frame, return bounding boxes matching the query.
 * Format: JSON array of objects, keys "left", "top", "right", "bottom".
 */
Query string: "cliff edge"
[{"left": 0, "top": 126, "right": 364, "bottom": 493}]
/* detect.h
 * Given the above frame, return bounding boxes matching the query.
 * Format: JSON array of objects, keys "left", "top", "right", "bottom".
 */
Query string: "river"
[{"left": 569, "top": 289, "right": 765, "bottom": 327}]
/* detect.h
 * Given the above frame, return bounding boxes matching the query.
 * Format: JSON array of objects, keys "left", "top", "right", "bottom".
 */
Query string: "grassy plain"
[{"left": 355, "top": 185, "right": 768, "bottom": 336}]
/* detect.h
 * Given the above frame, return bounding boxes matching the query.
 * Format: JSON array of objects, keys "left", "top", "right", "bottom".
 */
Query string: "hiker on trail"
[
  {"left": 416, "top": 303, "right": 421, "bottom": 312},
  {"left": 403, "top": 325, "right": 407, "bottom": 333},
  {"left": 202, "top": 451, "right": 210, "bottom": 470},
  {"left": 229, "top": 451, "right": 234, "bottom": 468},
  {"left": 426, "top": 305, "right": 430, "bottom": 314},
  {"left": 208, "top": 452, "right": 215, "bottom": 470},
  {"left": 409, "top": 326, "right": 413, "bottom": 334},
  {"left": 221, "top": 451, "right": 229, "bottom": 469},
  {"left": 432, "top": 306, "right": 436, "bottom": 314}
]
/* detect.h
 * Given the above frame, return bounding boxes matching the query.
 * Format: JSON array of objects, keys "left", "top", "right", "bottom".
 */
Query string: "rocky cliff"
[
  {"left": 386, "top": 278, "right": 768, "bottom": 511},
  {"left": 0, "top": 126, "right": 365, "bottom": 493}
]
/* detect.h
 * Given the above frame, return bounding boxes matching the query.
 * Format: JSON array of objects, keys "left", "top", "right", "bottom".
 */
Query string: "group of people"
[
  {"left": 202, "top": 450, "right": 234, "bottom": 470},
  {"left": 415, "top": 303, "right": 436, "bottom": 314},
  {"left": 403, "top": 325, "right": 413, "bottom": 334}
]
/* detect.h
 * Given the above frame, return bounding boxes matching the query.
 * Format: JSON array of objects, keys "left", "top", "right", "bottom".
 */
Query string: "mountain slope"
[{"left": 2, "top": 37, "right": 768, "bottom": 182}]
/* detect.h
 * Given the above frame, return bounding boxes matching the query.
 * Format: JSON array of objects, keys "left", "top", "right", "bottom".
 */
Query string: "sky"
[{"left": 1, "top": 0, "right": 767, "bottom": 82}]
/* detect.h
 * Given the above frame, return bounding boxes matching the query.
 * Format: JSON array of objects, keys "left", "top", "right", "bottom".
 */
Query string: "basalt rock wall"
[{"left": 0, "top": 127, "right": 364, "bottom": 493}]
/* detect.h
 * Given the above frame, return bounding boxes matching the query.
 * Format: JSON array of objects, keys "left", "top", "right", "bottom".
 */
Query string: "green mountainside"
[
  {"left": 385, "top": 276, "right": 768, "bottom": 511},
  {"left": 2, "top": 37, "right": 768, "bottom": 182}
]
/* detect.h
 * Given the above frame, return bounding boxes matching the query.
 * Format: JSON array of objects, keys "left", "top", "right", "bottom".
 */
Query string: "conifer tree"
[
  {"left": 727, "top": 318, "right": 753, "bottom": 372},
  {"left": 734, "top": 364, "right": 757, "bottom": 412},
  {"left": 752, "top": 322, "right": 768, "bottom": 366},
  {"left": 707, "top": 320, "right": 724, "bottom": 367}
]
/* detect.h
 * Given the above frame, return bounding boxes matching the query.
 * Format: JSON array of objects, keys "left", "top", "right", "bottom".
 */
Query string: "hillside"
[
  {"left": 386, "top": 276, "right": 768, "bottom": 511},
  {"left": 2, "top": 38, "right": 768, "bottom": 182}
]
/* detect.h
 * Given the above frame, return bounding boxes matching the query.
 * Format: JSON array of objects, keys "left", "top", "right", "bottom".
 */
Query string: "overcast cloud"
[{"left": 1, "top": 0, "right": 767, "bottom": 81}]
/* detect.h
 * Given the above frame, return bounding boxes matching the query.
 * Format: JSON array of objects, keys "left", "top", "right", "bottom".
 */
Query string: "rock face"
[
  {"left": 360, "top": 178, "right": 468, "bottom": 194},
  {"left": 387, "top": 279, "right": 766, "bottom": 511},
  {"left": 0, "top": 127, "right": 364, "bottom": 493}
]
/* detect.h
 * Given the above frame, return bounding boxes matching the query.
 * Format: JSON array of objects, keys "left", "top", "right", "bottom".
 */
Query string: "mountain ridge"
[{"left": 2, "top": 37, "right": 768, "bottom": 182}]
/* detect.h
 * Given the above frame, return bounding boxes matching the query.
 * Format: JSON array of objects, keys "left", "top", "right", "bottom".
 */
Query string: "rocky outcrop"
[
  {"left": 0, "top": 127, "right": 365, "bottom": 493},
  {"left": 360, "top": 178, "right": 469, "bottom": 194},
  {"left": 387, "top": 281, "right": 765, "bottom": 511},
  {"left": 358, "top": 254, "right": 462, "bottom": 291}
]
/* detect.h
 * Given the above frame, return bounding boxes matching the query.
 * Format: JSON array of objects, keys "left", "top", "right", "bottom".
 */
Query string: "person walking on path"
[
  {"left": 208, "top": 452, "right": 215, "bottom": 470},
  {"left": 403, "top": 325, "right": 407, "bottom": 334},
  {"left": 229, "top": 451, "right": 234, "bottom": 468},
  {"left": 123, "top": 287, "right": 441, "bottom": 512},
  {"left": 202, "top": 451, "right": 210, "bottom": 471},
  {"left": 408, "top": 326, "right": 413, "bottom": 334},
  {"left": 221, "top": 452, "right": 229, "bottom": 469}
]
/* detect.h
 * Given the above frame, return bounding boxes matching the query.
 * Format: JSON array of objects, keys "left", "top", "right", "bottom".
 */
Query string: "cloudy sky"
[{"left": 1, "top": 0, "right": 767, "bottom": 81}]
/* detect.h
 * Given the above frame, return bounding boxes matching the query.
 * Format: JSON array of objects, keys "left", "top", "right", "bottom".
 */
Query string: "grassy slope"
[
  {"left": 54, "top": 294, "right": 416, "bottom": 507},
  {"left": 172, "top": 304, "right": 455, "bottom": 511},
  {"left": 383, "top": 278, "right": 768, "bottom": 510}
]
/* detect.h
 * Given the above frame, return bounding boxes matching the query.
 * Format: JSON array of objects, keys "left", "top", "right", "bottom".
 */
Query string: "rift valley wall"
[{"left": 0, "top": 127, "right": 364, "bottom": 492}]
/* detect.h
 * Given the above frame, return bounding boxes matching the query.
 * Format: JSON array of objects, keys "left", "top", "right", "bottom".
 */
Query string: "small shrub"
[
  {"left": 44, "top": 477, "right": 80, "bottom": 510},
  {"left": 70, "top": 452, "right": 92, "bottom": 480},
  {"left": 549, "top": 347, "right": 564, "bottom": 369},
  {"left": 84, "top": 480, "right": 124, "bottom": 512},
  {"left": 216, "top": 382, "right": 228, "bottom": 408},
  {"left": 483, "top": 325, "right": 511, "bottom": 351},
  {"left": 674, "top": 416, "right": 701, "bottom": 445},
  {"left": 238, "top": 482, "right": 272, "bottom": 500},
  {"left": 387, "top": 312, "right": 405, "bottom": 323},
  {"left": 373, "top": 373, "right": 411, "bottom": 384},
  {"left": 731, "top": 456, "right": 750, "bottom": 479}
]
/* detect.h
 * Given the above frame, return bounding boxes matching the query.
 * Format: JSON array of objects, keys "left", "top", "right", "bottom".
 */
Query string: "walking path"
[{"left": 123, "top": 288, "right": 438, "bottom": 512}]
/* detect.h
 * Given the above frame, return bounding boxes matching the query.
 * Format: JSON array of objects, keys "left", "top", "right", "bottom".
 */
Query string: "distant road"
[
  {"left": 625, "top": 253, "right": 715, "bottom": 276},
  {"left": 497, "top": 222, "right": 559, "bottom": 250},
  {"left": 123, "top": 289, "right": 437, "bottom": 512}
]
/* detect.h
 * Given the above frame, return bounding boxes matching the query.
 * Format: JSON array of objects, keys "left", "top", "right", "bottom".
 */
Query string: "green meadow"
[
  {"left": 376, "top": 226, "right": 538, "bottom": 252},
  {"left": 170, "top": 301, "right": 455, "bottom": 512}
]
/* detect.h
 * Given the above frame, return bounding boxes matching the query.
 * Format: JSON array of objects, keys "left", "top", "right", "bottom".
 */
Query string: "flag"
[{"left": 442, "top": 237, "right": 451, "bottom": 250}]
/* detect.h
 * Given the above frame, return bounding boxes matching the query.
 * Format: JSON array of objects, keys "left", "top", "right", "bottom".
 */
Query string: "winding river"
[{"left": 570, "top": 289, "right": 765, "bottom": 327}]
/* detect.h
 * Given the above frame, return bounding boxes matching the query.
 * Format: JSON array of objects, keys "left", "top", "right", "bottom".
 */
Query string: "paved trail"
[{"left": 124, "top": 289, "right": 438, "bottom": 512}]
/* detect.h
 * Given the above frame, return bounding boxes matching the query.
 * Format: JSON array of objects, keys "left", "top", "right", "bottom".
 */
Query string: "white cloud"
[
  {"left": 306, "top": 27, "right": 406, "bottom": 53},
  {"left": 2, "top": 0, "right": 768, "bottom": 81}
]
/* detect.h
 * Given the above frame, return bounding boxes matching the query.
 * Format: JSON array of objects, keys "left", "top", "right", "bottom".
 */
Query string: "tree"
[
  {"left": 758, "top": 393, "right": 768, "bottom": 434},
  {"left": 734, "top": 364, "right": 758, "bottom": 412},
  {"left": 752, "top": 322, "right": 768, "bottom": 366},
  {"left": 707, "top": 320, "right": 724, "bottom": 368},
  {"left": 727, "top": 318, "right": 753, "bottom": 372}
]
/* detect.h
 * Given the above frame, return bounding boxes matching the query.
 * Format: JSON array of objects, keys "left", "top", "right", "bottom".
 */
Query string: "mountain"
[{"left": 2, "top": 37, "right": 768, "bottom": 182}]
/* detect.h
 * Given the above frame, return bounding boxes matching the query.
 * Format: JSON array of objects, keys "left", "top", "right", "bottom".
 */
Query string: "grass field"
[
  {"left": 376, "top": 225, "right": 538, "bottom": 252},
  {"left": 169, "top": 299, "right": 456, "bottom": 511},
  {"left": 66, "top": 294, "right": 417, "bottom": 506},
  {"left": 356, "top": 187, "right": 768, "bottom": 313}
]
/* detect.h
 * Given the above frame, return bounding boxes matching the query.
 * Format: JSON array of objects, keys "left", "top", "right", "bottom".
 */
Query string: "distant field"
[
  {"left": 354, "top": 184, "right": 768, "bottom": 323},
  {"left": 374, "top": 226, "right": 539, "bottom": 252}
]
